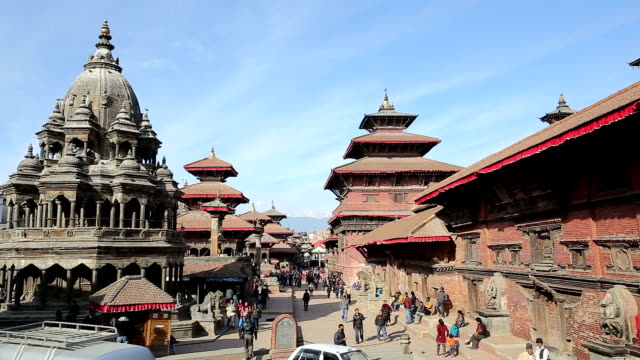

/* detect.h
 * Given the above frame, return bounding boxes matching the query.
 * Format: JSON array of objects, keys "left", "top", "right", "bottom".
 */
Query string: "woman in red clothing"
[
  {"left": 436, "top": 318, "right": 449, "bottom": 356},
  {"left": 381, "top": 300, "right": 393, "bottom": 325}
]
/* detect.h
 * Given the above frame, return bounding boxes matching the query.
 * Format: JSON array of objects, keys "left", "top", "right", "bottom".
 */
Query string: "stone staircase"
[{"left": 397, "top": 312, "right": 526, "bottom": 360}]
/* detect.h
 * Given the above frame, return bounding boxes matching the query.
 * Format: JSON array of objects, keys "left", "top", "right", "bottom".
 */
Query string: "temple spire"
[
  {"left": 25, "top": 144, "right": 34, "bottom": 158},
  {"left": 86, "top": 20, "right": 121, "bottom": 72},
  {"left": 96, "top": 20, "right": 114, "bottom": 51},
  {"left": 272, "top": 200, "right": 275, "bottom": 209},
  {"left": 540, "top": 93, "right": 576, "bottom": 125},
  {"left": 558, "top": 93, "right": 567, "bottom": 106},
  {"left": 209, "top": 146, "right": 215, "bottom": 159},
  {"left": 379, "top": 88, "right": 395, "bottom": 111}
]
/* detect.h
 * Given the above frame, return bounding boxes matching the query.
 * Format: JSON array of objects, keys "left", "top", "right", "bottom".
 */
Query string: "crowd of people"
[{"left": 323, "top": 278, "right": 553, "bottom": 359}]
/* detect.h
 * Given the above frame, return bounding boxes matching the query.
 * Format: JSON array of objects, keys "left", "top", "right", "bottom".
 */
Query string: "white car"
[{"left": 288, "top": 344, "right": 371, "bottom": 360}]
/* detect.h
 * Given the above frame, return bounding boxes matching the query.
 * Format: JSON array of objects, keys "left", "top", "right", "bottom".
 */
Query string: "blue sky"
[{"left": 1, "top": 1, "right": 639, "bottom": 219}]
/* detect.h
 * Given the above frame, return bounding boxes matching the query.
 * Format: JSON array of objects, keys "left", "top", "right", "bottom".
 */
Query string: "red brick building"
[
  {"left": 360, "top": 81, "right": 640, "bottom": 359},
  {"left": 324, "top": 92, "right": 461, "bottom": 283}
]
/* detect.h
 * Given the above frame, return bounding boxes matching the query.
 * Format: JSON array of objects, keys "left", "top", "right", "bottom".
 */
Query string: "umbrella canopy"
[{"left": 89, "top": 275, "right": 175, "bottom": 313}]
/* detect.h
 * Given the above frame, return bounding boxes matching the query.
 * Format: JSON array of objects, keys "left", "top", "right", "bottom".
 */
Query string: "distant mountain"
[{"left": 282, "top": 217, "right": 329, "bottom": 233}]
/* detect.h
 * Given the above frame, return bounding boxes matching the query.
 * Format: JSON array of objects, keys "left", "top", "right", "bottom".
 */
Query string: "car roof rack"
[{"left": 0, "top": 321, "right": 117, "bottom": 349}]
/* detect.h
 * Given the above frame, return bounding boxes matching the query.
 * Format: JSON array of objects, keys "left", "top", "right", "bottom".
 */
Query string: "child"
[
  {"left": 450, "top": 323, "right": 460, "bottom": 338},
  {"left": 444, "top": 334, "right": 459, "bottom": 357}
]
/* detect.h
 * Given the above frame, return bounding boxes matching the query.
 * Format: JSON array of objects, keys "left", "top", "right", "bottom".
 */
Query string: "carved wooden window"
[
  {"left": 463, "top": 235, "right": 480, "bottom": 264},
  {"left": 363, "top": 194, "right": 378, "bottom": 203},
  {"left": 569, "top": 248, "right": 588, "bottom": 269},
  {"left": 530, "top": 230, "right": 556, "bottom": 265},
  {"left": 509, "top": 248, "right": 522, "bottom": 265},
  {"left": 392, "top": 193, "right": 408, "bottom": 203},
  {"left": 493, "top": 249, "right": 505, "bottom": 265}
]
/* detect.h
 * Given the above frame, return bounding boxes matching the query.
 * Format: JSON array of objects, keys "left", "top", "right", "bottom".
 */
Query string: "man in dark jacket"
[
  {"left": 352, "top": 308, "right": 365, "bottom": 344},
  {"left": 334, "top": 324, "right": 347, "bottom": 346},
  {"left": 303, "top": 290, "right": 311, "bottom": 311},
  {"left": 374, "top": 310, "right": 389, "bottom": 341},
  {"left": 260, "top": 287, "right": 269, "bottom": 310},
  {"left": 241, "top": 316, "right": 256, "bottom": 359}
]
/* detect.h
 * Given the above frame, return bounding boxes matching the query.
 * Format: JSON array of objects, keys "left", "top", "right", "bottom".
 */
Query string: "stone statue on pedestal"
[
  {"left": 485, "top": 277, "right": 498, "bottom": 310},
  {"left": 600, "top": 288, "right": 625, "bottom": 340}
]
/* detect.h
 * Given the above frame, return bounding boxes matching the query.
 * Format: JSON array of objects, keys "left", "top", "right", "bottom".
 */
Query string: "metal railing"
[{"left": 0, "top": 321, "right": 117, "bottom": 349}]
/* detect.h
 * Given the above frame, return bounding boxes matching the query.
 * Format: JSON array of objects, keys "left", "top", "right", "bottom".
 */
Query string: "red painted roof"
[{"left": 416, "top": 81, "right": 640, "bottom": 204}]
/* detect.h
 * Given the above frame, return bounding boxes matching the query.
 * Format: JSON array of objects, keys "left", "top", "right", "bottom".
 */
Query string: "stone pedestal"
[
  {"left": 583, "top": 339, "right": 627, "bottom": 360},
  {"left": 366, "top": 294, "right": 383, "bottom": 310},
  {"left": 476, "top": 308, "right": 510, "bottom": 335},
  {"left": 625, "top": 344, "right": 640, "bottom": 359},
  {"left": 198, "top": 319, "right": 218, "bottom": 336}
]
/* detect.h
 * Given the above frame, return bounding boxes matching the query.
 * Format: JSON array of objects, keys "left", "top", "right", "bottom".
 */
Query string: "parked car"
[{"left": 288, "top": 344, "right": 371, "bottom": 360}]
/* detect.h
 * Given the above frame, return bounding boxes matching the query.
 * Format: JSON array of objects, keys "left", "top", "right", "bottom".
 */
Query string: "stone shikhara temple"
[
  {"left": 347, "top": 81, "right": 640, "bottom": 359},
  {"left": 0, "top": 21, "right": 184, "bottom": 309}
]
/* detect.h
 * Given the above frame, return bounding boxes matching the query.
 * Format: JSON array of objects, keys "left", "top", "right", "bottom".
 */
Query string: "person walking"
[
  {"left": 436, "top": 287, "right": 449, "bottom": 317},
  {"left": 517, "top": 343, "right": 535, "bottom": 360},
  {"left": 334, "top": 324, "right": 347, "bottom": 346},
  {"left": 403, "top": 292, "right": 413, "bottom": 324},
  {"left": 535, "top": 338, "right": 550, "bottom": 360},
  {"left": 327, "top": 285, "right": 332, "bottom": 298},
  {"left": 303, "top": 289, "right": 311, "bottom": 311},
  {"left": 352, "top": 308, "right": 365, "bottom": 344},
  {"left": 251, "top": 303, "right": 262, "bottom": 339},
  {"left": 436, "top": 318, "right": 449, "bottom": 356},
  {"left": 241, "top": 316, "right": 256, "bottom": 360},
  {"left": 465, "top": 317, "right": 489, "bottom": 350},
  {"left": 374, "top": 310, "right": 389, "bottom": 341},
  {"left": 381, "top": 300, "right": 392, "bottom": 325},
  {"left": 226, "top": 299, "right": 238, "bottom": 329},
  {"left": 260, "top": 286, "right": 269, "bottom": 310},
  {"left": 339, "top": 295, "right": 350, "bottom": 322}
]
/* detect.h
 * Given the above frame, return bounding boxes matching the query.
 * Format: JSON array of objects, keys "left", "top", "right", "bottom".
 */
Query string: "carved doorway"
[
  {"left": 466, "top": 279, "right": 481, "bottom": 312},
  {"left": 529, "top": 278, "right": 570, "bottom": 353}
]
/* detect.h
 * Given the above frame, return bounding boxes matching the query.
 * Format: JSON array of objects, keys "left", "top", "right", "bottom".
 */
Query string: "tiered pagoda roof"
[
  {"left": 177, "top": 211, "right": 255, "bottom": 233},
  {"left": 180, "top": 148, "right": 249, "bottom": 211},
  {"left": 324, "top": 90, "right": 461, "bottom": 246},
  {"left": 184, "top": 147, "right": 238, "bottom": 180},
  {"left": 263, "top": 201, "right": 287, "bottom": 224},
  {"left": 238, "top": 204, "right": 272, "bottom": 224},
  {"left": 264, "top": 222, "right": 294, "bottom": 236}
]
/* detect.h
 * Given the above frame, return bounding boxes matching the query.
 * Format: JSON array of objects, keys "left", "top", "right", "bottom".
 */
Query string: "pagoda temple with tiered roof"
[
  {"left": 177, "top": 148, "right": 253, "bottom": 257},
  {"left": 324, "top": 91, "right": 461, "bottom": 283}
]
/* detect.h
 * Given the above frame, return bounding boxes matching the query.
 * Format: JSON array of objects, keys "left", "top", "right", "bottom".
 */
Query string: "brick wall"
[
  {"left": 567, "top": 290, "right": 603, "bottom": 360},
  {"left": 505, "top": 279, "right": 533, "bottom": 340}
]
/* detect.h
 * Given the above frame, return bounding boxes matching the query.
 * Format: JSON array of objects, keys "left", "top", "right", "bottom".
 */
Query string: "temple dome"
[
  {"left": 61, "top": 21, "right": 141, "bottom": 130},
  {"left": 17, "top": 145, "right": 43, "bottom": 173},
  {"left": 119, "top": 152, "right": 142, "bottom": 172},
  {"left": 156, "top": 157, "right": 173, "bottom": 178}
]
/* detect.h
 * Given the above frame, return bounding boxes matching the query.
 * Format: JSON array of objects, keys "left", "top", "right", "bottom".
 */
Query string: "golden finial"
[
  {"left": 101, "top": 20, "right": 110, "bottom": 35},
  {"left": 380, "top": 88, "right": 394, "bottom": 111},
  {"left": 209, "top": 146, "right": 215, "bottom": 159}
]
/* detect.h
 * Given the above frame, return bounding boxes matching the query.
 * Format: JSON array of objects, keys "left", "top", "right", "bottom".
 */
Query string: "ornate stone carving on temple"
[{"left": 0, "top": 21, "right": 184, "bottom": 312}]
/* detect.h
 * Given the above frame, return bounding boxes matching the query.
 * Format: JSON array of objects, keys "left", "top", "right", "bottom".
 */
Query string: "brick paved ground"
[{"left": 166, "top": 286, "right": 506, "bottom": 359}]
